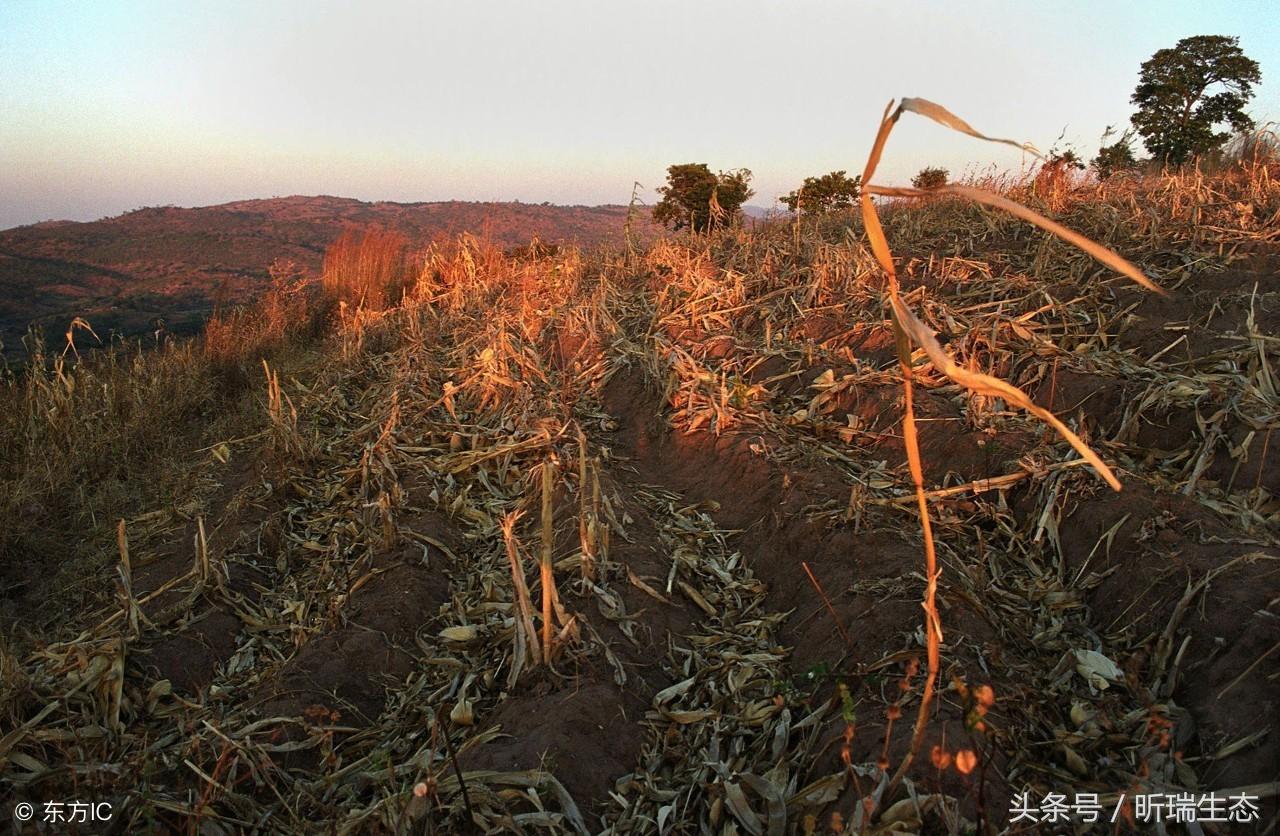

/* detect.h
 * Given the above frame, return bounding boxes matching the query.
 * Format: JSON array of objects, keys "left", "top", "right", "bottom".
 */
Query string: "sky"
[{"left": 1, "top": 0, "right": 1277, "bottom": 230}]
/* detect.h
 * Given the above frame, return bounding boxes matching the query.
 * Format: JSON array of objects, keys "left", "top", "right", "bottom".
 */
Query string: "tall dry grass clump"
[
  {"left": 204, "top": 258, "right": 318, "bottom": 388},
  {"left": 321, "top": 227, "right": 412, "bottom": 312},
  {"left": 0, "top": 334, "right": 222, "bottom": 629},
  {"left": 0, "top": 256, "right": 327, "bottom": 635}
]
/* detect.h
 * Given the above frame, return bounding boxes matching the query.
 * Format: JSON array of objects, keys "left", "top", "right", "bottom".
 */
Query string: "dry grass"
[
  {"left": 322, "top": 227, "right": 413, "bottom": 312},
  {"left": 0, "top": 136, "right": 1276, "bottom": 833},
  {"left": 207, "top": 260, "right": 318, "bottom": 367},
  {"left": 0, "top": 261, "right": 324, "bottom": 643},
  {"left": 0, "top": 338, "right": 222, "bottom": 629}
]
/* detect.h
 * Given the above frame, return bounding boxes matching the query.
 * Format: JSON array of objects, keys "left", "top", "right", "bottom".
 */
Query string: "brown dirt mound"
[
  {"left": 144, "top": 609, "right": 243, "bottom": 694},
  {"left": 461, "top": 680, "right": 646, "bottom": 815},
  {"left": 256, "top": 537, "right": 456, "bottom": 730},
  {"left": 1061, "top": 485, "right": 1280, "bottom": 790},
  {"left": 260, "top": 629, "right": 415, "bottom": 727},
  {"left": 601, "top": 345, "right": 1277, "bottom": 823}
]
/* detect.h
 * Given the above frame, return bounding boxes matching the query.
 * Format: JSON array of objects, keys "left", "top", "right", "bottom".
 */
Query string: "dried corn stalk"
[{"left": 857, "top": 97, "right": 1161, "bottom": 796}]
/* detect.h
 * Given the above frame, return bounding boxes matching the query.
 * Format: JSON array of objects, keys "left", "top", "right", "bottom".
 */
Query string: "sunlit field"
[{"left": 2, "top": 92, "right": 1276, "bottom": 831}]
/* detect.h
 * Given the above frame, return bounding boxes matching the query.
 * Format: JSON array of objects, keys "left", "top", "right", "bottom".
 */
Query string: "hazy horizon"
[{"left": 3, "top": 0, "right": 1277, "bottom": 231}]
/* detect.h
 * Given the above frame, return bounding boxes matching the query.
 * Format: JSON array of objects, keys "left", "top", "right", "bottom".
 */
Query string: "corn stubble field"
[{"left": 1, "top": 103, "right": 1278, "bottom": 833}]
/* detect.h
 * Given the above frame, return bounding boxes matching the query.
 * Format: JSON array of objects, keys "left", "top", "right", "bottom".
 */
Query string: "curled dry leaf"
[
  {"left": 887, "top": 293, "right": 1122, "bottom": 490},
  {"left": 1074, "top": 649, "right": 1124, "bottom": 691},
  {"left": 449, "top": 697, "right": 474, "bottom": 727},
  {"left": 898, "top": 97, "right": 1042, "bottom": 157},
  {"left": 438, "top": 625, "right": 478, "bottom": 643}
]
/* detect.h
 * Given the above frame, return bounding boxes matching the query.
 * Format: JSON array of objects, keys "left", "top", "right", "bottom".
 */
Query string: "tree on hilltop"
[
  {"left": 1130, "top": 35, "right": 1261, "bottom": 166},
  {"left": 780, "top": 170, "right": 861, "bottom": 214},
  {"left": 653, "top": 164, "right": 753, "bottom": 233},
  {"left": 911, "top": 166, "right": 949, "bottom": 190}
]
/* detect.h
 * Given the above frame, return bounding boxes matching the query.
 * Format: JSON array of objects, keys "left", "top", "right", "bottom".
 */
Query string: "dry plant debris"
[{"left": 1, "top": 109, "right": 1277, "bottom": 834}]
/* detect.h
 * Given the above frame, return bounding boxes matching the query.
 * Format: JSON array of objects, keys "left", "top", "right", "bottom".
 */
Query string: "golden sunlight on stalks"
[
  {"left": 857, "top": 96, "right": 1160, "bottom": 799},
  {"left": 577, "top": 426, "right": 602, "bottom": 581},
  {"left": 501, "top": 510, "right": 542, "bottom": 687},
  {"left": 2, "top": 154, "right": 1274, "bottom": 832},
  {"left": 540, "top": 457, "right": 558, "bottom": 662},
  {"left": 262, "top": 359, "right": 303, "bottom": 463},
  {"left": 321, "top": 227, "right": 411, "bottom": 311},
  {"left": 205, "top": 259, "right": 314, "bottom": 370}
]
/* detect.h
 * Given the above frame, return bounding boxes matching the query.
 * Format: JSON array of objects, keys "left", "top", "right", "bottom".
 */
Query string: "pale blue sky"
[{"left": 1, "top": 0, "right": 1276, "bottom": 229}]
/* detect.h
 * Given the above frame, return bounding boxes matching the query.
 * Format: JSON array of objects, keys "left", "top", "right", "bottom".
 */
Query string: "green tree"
[
  {"left": 911, "top": 166, "right": 948, "bottom": 190},
  {"left": 1130, "top": 35, "right": 1261, "bottom": 166},
  {"left": 652, "top": 164, "right": 754, "bottom": 232},
  {"left": 780, "top": 170, "right": 861, "bottom": 214}
]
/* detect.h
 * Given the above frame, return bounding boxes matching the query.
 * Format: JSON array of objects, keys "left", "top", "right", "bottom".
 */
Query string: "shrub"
[
  {"left": 652, "top": 164, "right": 753, "bottom": 233},
  {"left": 911, "top": 166, "right": 949, "bottom": 190},
  {"left": 1093, "top": 136, "right": 1139, "bottom": 180},
  {"left": 780, "top": 170, "right": 861, "bottom": 214}
]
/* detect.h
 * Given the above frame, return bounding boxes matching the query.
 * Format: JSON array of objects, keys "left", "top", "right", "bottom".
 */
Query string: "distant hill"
[
  {"left": 741, "top": 204, "right": 789, "bottom": 220},
  {"left": 0, "top": 196, "right": 659, "bottom": 358}
]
